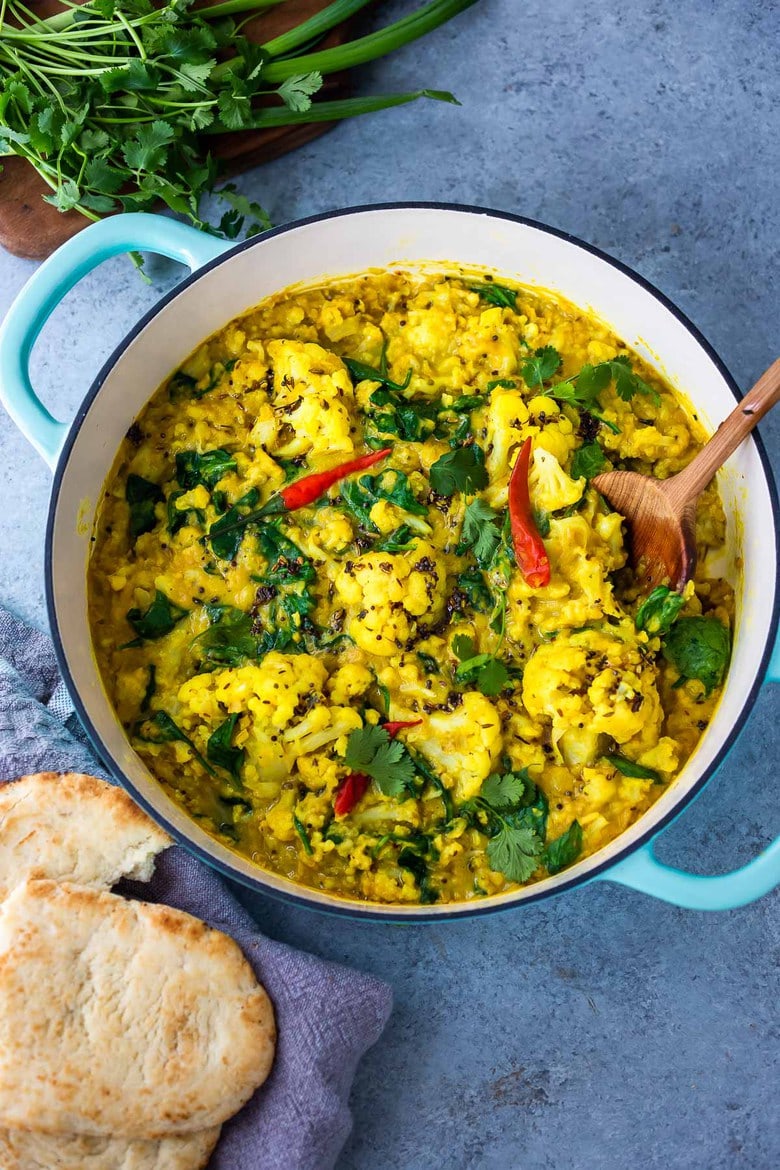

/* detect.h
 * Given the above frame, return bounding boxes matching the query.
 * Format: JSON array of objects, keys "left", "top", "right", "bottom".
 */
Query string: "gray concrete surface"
[{"left": 0, "top": 1, "right": 778, "bottom": 1167}]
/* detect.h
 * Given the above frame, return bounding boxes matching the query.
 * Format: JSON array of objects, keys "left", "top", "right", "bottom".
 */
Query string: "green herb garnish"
[
  {"left": 521, "top": 345, "right": 562, "bottom": 391},
  {"left": 469, "top": 283, "right": 518, "bottom": 309},
  {"left": 452, "top": 633, "right": 510, "bottom": 696},
  {"left": 570, "top": 441, "right": 607, "bottom": 481},
  {"left": 344, "top": 724, "right": 416, "bottom": 798},
  {"left": 429, "top": 444, "right": 488, "bottom": 496},
  {"left": 457, "top": 498, "right": 502, "bottom": 566}
]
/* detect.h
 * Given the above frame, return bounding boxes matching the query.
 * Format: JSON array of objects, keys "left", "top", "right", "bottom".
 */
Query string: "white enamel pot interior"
[{"left": 39, "top": 205, "right": 779, "bottom": 919}]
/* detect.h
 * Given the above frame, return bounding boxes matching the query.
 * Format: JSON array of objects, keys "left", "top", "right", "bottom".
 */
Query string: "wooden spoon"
[{"left": 592, "top": 357, "right": 780, "bottom": 592}]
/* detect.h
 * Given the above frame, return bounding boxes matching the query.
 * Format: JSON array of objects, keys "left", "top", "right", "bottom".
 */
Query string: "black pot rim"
[{"left": 44, "top": 201, "right": 780, "bottom": 923}]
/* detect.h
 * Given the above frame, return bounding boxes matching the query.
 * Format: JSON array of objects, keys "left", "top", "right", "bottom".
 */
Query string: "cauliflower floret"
[
  {"left": 407, "top": 692, "right": 502, "bottom": 800},
  {"left": 266, "top": 340, "right": 356, "bottom": 457},
  {"left": 335, "top": 541, "right": 447, "bottom": 656},
  {"left": 178, "top": 654, "right": 331, "bottom": 792},
  {"left": 484, "top": 389, "right": 530, "bottom": 482},
  {"left": 529, "top": 447, "right": 584, "bottom": 513},
  {"left": 327, "top": 663, "right": 375, "bottom": 705},
  {"left": 455, "top": 306, "right": 519, "bottom": 378},
  {"left": 522, "top": 629, "right": 664, "bottom": 765}
]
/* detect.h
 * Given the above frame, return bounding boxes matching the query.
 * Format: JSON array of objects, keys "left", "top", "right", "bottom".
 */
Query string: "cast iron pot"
[{"left": 1, "top": 204, "right": 778, "bottom": 920}]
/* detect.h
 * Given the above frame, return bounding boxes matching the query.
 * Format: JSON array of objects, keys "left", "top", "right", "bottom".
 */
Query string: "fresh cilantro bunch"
[{"left": 0, "top": 0, "right": 473, "bottom": 242}]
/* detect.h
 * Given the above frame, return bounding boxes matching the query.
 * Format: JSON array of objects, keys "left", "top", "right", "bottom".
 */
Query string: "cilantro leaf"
[
  {"left": 121, "top": 120, "right": 175, "bottom": 171},
  {"left": 543, "top": 820, "right": 583, "bottom": 874},
  {"left": 344, "top": 724, "right": 415, "bottom": 798},
  {"left": 604, "top": 754, "right": 662, "bottom": 782},
  {"left": 635, "top": 585, "right": 686, "bottom": 636},
  {"left": 42, "top": 179, "right": 82, "bottom": 213},
  {"left": 487, "top": 824, "right": 543, "bottom": 883},
  {"left": 470, "top": 283, "right": 518, "bottom": 309},
  {"left": 480, "top": 772, "right": 526, "bottom": 810},
  {"left": 429, "top": 445, "right": 488, "bottom": 496},
  {"left": 663, "top": 616, "right": 731, "bottom": 695},
  {"left": 452, "top": 634, "right": 510, "bottom": 696},
  {"left": 521, "top": 346, "right": 562, "bottom": 390},
  {"left": 458, "top": 498, "right": 501, "bottom": 566},
  {"left": 570, "top": 441, "right": 607, "bottom": 481},
  {"left": 277, "top": 71, "right": 323, "bottom": 113}
]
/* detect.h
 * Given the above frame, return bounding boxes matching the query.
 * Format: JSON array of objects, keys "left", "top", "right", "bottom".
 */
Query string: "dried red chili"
[
  {"left": 508, "top": 436, "right": 551, "bottom": 588},
  {"left": 262, "top": 447, "right": 393, "bottom": 516}
]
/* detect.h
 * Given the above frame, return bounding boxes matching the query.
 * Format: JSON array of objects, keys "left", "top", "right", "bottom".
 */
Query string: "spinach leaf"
[
  {"left": 135, "top": 710, "right": 215, "bottom": 776},
  {"left": 486, "top": 378, "right": 517, "bottom": 391},
  {"left": 635, "top": 585, "right": 686, "bottom": 636},
  {"left": 208, "top": 487, "right": 260, "bottom": 560},
  {"left": 166, "top": 489, "right": 205, "bottom": 536},
  {"left": 416, "top": 651, "right": 440, "bottom": 675},
  {"left": 125, "top": 473, "right": 163, "bottom": 541},
  {"left": 397, "top": 846, "right": 438, "bottom": 904},
  {"left": 257, "top": 524, "right": 316, "bottom": 584},
  {"left": 345, "top": 341, "right": 412, "bottom": 393},
  {"left": 366, "top": 386, "right": 438, "bottom": 443},
  {"left": 533, "top": 508, "right": 551, "bottom": 537},
  {"left": 455, "top": 567, "right": 493, "bottom": 613},
  {"left": 193, "top": 605, "right": 259, "bottom": 668},
  {"left": 207, "top": 713, "right": 245, "bottom": 784},
  {"left": 543, "top": 820, "right": 583, "bottom": 874},
  {"left": 663, "top": 616, "right": 731, "bottom": 694},
  {"left": 192, "top": 358, "right": 238, "bottom": 400},
  {"left": 125, "top": 590, "right": 188, "bottom": 642},
  {"left": 429, "top": 444, "right": 488, "bottom": 496},
  {"left": 340, "top": 470, "right": 427, "bottom": 531},
  {"left": 469, "top": 282, "right": 518, "bottom": 309},
  {"left": 168, "top": 369, "right": 197, "bottom": 401},
  {"left": 570, "top": 441, "right": 607, "bottom": 481},
  {"left": 174, "top": 448, "right": 237, "bottom": 490},
  {"left": 372, "top": 525, "right": 417, "bottom": 553},
  {"left": 604, "top": 754, "right": 662, "bottom": 783},
  {"left": 140, "top": 664, "right": 156, "bottom": 713}
]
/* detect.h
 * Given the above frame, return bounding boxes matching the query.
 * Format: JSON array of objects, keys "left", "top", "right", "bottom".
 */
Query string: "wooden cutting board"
[{"left": 0, "top": 0, "right": 356, "bottom": 259}]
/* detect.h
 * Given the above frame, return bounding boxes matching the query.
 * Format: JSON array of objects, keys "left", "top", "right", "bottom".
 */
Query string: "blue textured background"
[{"left": 0, "top": 1, "right": 778, "bottom": 1166}]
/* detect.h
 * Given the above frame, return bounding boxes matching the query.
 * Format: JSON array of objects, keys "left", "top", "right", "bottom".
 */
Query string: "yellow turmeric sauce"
[{"left": 88, "top": 271, "right": 733, "bottom": 904}]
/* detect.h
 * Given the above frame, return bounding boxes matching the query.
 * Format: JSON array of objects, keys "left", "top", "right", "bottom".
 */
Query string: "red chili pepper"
[
  {"left": 508, "top": 437, "right": 551, "bottom": 588},
  {"left": 333, "top": 719, "right": 423, "bottom": 817},
  {"left": 381, "top": 719, "right": 423, "bottom": 737},
  {"left": 262, "top": 447, "right": 393, "bottom": 516},
  {"left": 333, "top": 772, "right": 370, "bottom": 818}
]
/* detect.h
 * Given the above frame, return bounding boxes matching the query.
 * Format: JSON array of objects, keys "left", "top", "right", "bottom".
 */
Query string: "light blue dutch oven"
[{"left": 0, "top": 205, "right": 778, "bottom": 920}]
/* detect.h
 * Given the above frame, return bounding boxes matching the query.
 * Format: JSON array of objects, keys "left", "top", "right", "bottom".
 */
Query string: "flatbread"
[
  {"left": 0, "top": 880, "right": 276, "bottom": 1138},
  {"left": 0, "top": 1127, "right": 220, "bottom": 1170},
  {"left": 0, "top": 773, "right": 171, "bottom": 899}
]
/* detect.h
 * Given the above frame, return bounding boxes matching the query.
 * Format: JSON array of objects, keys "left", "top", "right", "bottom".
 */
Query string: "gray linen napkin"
[{"left": 0, "top": 606, "right": 392, "bottom": 1170}]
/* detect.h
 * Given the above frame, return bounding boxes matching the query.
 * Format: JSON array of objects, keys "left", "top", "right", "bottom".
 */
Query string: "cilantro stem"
[
  {"left": 261, "top": 0, "right": 478, "bottom": 80},
  {"left": 214, "top": 88, "right": 459, "bottom": 131},
  {"left": 263, "top": 0, "right": 376, "bottom": 58}
]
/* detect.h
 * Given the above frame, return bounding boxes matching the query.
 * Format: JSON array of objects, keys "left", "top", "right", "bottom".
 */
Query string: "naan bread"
[
  {"left": 0, "top": 773, "right": 170, "bottom": 899},
  {"left": 0, "top": 880, "right": 276, "bottom": 1138},
  {"left": 0, "top": 1127, "right": 220, "bottom": 1170}
]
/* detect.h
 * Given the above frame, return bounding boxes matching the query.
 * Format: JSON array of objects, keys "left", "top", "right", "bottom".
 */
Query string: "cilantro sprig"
[
  {"left": 461, "top": 769, "right": 549, "bottom": 883},
  {"left": 0, "top": 0, "right": 473, "bottom": 245},
  {"left": 344, "top": 724, "right": 416, "bottom": 798}
]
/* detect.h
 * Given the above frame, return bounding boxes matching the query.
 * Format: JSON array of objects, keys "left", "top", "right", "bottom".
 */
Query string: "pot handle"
[
  {"left": 597, "top": 625, "right": 780, "bottom": 909},
  {"left": 0, "top": 213, "right": 229, "bottom": 470}
]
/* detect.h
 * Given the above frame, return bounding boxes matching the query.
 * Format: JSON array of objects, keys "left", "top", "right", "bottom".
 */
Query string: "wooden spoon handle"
[{"left": 666, "top": 357, "right": 780, "bottom": 504}]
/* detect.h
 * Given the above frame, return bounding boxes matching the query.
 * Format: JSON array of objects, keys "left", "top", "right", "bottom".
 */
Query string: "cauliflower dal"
[{"left": 88, "top": 271, "right": 733, "bottom": 905}]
